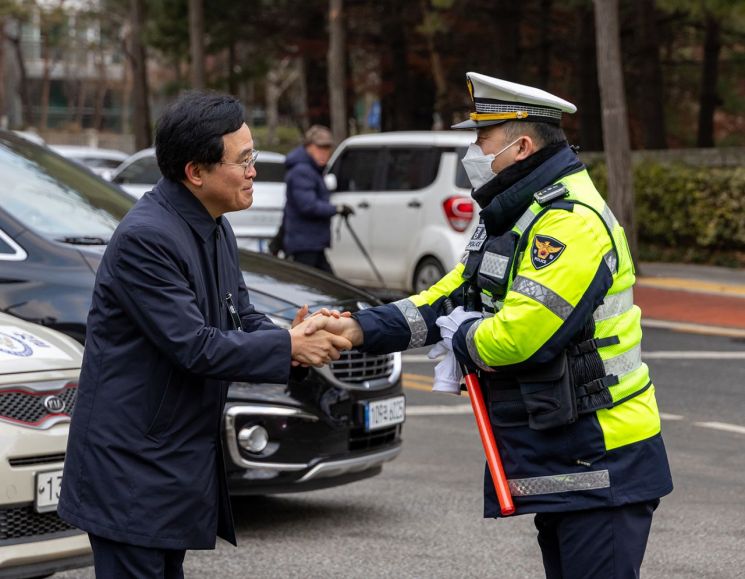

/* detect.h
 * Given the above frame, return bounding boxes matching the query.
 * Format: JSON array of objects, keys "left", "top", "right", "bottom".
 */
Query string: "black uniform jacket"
[{"left": 58, "top": 178, "right": 292, "bottom": 549}]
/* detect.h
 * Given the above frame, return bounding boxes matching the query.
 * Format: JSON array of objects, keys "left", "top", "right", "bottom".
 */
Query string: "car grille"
[
  {"left": 349, "top": 425, "right": 400, "bottom": 452},
  {"left": 330, "top": 350, "right": 395, "bottom": 383},
  {"left": 0, "top": 383, "right": 77, "bottom": 428},
  {"left": 0, "top": 505, "right": 80, "bottom": 545}
]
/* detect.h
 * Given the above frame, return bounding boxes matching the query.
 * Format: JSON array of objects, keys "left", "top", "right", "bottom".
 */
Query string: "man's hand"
[
  {"left": 289, "top": 323, "right": 352, "bottom": 367},
  {"left": 302, "top": 314, "right": 363, "bottom": 347},
  {"left": 336, "top": 204, "right": 355, "bottom": 218}
]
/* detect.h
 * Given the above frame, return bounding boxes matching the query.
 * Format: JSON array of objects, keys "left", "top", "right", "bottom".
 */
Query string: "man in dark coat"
[
  {"left": 58, "top": 92, "right": 352, "bottom": 578},
  {"left": 281, "top": 125, "right": 353, "bottom": 273}
]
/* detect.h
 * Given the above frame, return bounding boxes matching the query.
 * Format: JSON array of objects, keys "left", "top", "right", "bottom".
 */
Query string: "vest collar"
[{"left": 479, "top": 144, "right": 584, "bottom": 236}]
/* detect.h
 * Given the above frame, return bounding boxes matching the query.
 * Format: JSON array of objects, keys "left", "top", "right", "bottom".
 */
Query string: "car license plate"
[
  {"left": 35, "top": 469, "right": 63, "bottom": 513},
  {"left": 364, "top": 396, "right": 405, "bottom": 432}
]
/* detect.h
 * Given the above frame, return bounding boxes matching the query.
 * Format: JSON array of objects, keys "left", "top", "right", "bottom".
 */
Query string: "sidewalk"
[{"left": 636, "top": 262, "right": 745, "bottom": 337}]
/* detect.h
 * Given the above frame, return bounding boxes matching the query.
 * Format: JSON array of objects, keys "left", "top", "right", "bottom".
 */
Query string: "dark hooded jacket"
[{"left": 282, "top": 146, "right": 337, "bottom": 254}]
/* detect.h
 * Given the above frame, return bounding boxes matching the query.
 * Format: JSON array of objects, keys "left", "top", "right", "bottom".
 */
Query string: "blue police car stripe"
[
  {"left": 593, "top": 288, "right": 633, "bottom": 322},
  {"left": 392, "top": 298, "right": 428, "bottom": 349},
  {"left": 508, "top": 469, "right": 611, "bottom": 496},
  {"left": 511, "top": 276, "right": 574, "bottom": 320}
]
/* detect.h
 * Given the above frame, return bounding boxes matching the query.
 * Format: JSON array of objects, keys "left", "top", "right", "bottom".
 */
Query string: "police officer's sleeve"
[
  {"left": 353, "top": 263, "right": 469, "bottom": 354},
  {"left": 110, "top": 227, "right": 291, "bottom": 384},
  {"left": 453, "top": 208, "right": 615, "bottom": 371},
  {"left": 288, "top": 167, "right": 337, "bottom": 219}
]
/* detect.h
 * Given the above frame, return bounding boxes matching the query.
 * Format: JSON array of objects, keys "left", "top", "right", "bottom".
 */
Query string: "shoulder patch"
[
  {"left": 531, "top": 234, "right": 566, "bottom": 269},
  {"left": 465, "top": 223, "right": 487, "bottom": 252}
]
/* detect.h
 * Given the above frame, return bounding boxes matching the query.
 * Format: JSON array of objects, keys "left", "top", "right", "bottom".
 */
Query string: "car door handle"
[
  {"left": 407, "top": 200, "right": 422, "bottom": 208},
  {"left": 357, "top": 201, "right": 370, "bottom": 209}
]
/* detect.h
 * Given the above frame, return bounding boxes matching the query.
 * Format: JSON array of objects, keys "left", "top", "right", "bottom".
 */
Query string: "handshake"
[{"left": 288, "top": 305, "right": 364, "bottom": 367}]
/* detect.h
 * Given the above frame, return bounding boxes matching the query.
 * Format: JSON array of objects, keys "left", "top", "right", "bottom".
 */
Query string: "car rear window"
[
  {"left": 115, "top": 157, "right": 162, "bottom": 185},
  {"left": 255, "top": 160, "right": 285, "bottom": 183},
  {"left": 454, "top": 146, "right": 472, "bottom": 189},
  {"left": 382, "top": 148, "right": 440, "bottom": 191},
  {"left": 332, "top": 148, "right": 378, "bottom": 191}
]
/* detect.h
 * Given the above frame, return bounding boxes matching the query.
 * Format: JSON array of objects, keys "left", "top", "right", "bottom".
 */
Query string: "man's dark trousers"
[
  {"left": 534, "top": 499, "right": 659, "bottom": 579},
  {"left": 290, "top": 250, "right": 334, "bottom": 274},
  {"left": 88, "top": 534, "right": 186, "bottom": 579}
]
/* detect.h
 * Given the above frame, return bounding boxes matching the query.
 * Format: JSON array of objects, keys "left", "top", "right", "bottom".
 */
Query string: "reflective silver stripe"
[
  {"left": 511, "top": 276, "right": 574, "bottom": 321},
  {"left": 508, "top": 469, "right": 610, "bottom": 496},
  {"left": 593, "top": 288, "right": 634, "bottom": 322},
  {"left": 480, "top": 251, "right": 510, "bottom": 279},
  {"left": 514, "top": 208, "right": 535, "bottom": 234},
  {"left": 603, "top": 249, "right": 618, "bottom": 274},
  {"left": 459, "top": 251, "right": 469, "bottom": 265},
  {"left": 392, "top": 299, "right": 428, "bottom": 349},
  {"left": 601, "top": 204, "right": 619, "bottom": 230},
  {"left": 466, "top": 319, "right": 494, "bottom": 372},
  {"left": 603, "top": 345, "right": 642, "bottom": 378}
]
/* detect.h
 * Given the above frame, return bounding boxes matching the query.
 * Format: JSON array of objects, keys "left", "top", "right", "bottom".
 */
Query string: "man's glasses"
[{"left": 220, "top": 149, "right": 259, "bottom": 177}]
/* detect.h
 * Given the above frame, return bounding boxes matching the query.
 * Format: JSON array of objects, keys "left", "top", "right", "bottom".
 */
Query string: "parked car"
[
  {"left": 49, "top": 145, "right": 129, "bottom": 179},
  {"left": 0, "top": 130, "right": 403, "bottom": 498},
  {"left": 110, "top": 148, "right": 287, "bottom": 251},
  {"left": 0, "top": 312, "right": 92, "bottom": 578},
  {"left": 324, "top": 131, "right": 478, "bottom": 294}
]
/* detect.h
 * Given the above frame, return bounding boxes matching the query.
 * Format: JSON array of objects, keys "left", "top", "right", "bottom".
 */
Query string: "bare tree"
[
  {"left": 696, "top": 11, "right": 720, "bottom": 147},
  {"left": 327, "top": 0, "right": 346, "bottom": 142},
  {"left": 189, "top": 0, "right": 205, "bottom": 89},
  {"left": 265, "top": 57, "right": 300, "bottom": 146},
  {"left": 127, "top": 0, "right": 151, "bottom": 150},
  {"left": 593, "top": 0, "right": 637, "bottom": 262},
  {"left": 634, "top": 0, "right": 667, "bottom": 149}
]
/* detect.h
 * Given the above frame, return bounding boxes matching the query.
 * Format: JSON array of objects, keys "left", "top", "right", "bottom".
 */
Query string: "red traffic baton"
[{"left": 443, "top": 299, "right": 515, "bottom": 516}]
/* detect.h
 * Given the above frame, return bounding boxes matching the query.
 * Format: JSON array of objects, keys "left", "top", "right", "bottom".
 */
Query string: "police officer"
[
  {"left": 58, "top": 92, "right": 352, "bottom": 578},
  {"left": 306, "top": 73, "right": 674, "bottom": 578}
]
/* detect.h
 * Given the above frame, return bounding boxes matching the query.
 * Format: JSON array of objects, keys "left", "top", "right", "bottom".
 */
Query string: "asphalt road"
[{"left": 58, "top": 327, "right": 745, "bottom": 578}]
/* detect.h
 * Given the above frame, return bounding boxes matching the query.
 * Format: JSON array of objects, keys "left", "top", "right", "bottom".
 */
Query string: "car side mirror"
[{"left": 324, "top": 173, "right": 337, "bottom": 191}]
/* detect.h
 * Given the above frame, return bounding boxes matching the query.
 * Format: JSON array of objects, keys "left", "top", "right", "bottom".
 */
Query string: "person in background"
[{"left": 281, "top": 125, "right": 354, "bottom": 273}]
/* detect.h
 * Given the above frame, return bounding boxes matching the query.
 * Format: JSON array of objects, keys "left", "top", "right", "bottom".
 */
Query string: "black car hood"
[{"left": 238, "top": 250, "right": 378, "bottom": 317}]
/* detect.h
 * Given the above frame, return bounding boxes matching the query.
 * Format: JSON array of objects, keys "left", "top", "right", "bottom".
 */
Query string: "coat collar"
[{"left": 154, "top": 177, "right": 222, "bottom": 242}]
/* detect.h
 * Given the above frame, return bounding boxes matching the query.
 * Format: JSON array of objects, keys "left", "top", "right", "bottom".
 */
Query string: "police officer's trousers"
[
  {"left": 534, "top": 499, "right": 660, "bottom": 579},
  {"left": 88, "top": 533, "right": 186, "bottom": 579}
]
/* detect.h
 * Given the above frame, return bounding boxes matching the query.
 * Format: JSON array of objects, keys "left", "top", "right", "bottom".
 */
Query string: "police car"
[{"left": 0, "top": 313, "right": 91, "bottom": 578}]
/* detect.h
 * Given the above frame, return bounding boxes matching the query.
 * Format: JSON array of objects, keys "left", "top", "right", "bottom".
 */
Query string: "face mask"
[{"left": 460, "top": 138, "right": 521, "bottom": 190}]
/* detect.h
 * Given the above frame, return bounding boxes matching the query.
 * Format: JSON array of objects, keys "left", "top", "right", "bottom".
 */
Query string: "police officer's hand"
[
  {"left": 336, "top": 204, "right": 355, "bottom": 217},
  {"left": 303, "top": 314, "right": 363, "bottom": 347}
]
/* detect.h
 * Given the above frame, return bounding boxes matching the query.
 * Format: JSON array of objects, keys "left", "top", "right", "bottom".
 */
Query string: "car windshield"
[{"left": 0, "top": 135, "right": 133, "bottom": 241}]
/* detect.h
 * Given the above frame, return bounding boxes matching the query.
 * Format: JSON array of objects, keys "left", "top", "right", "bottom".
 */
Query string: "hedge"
[{"left": 586, "top": 161, "right": 745, "bottom": 266}]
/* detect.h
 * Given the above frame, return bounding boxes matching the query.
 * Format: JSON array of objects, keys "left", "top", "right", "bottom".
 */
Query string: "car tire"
[{"left": 413, "top": 257, "right": 446, "bottom": 294}]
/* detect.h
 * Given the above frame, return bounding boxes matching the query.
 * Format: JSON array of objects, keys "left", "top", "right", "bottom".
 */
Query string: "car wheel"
[{"left": 413, "top": 257, "right": 445, "bottom": 293}]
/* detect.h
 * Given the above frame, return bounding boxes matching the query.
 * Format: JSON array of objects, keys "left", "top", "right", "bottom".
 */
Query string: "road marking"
[
  {"left": 642, "top": 319, "right": 745, "bottom": 338},
  {"left": 402, "top": 372, "right": 433, "bottom": 384},
  {"left": 660, "top": 413, "right": 685, "bottom": 421},
  {"left": 693, "top": 421, "right": 745, "bottom": 436},
  {"left": 644, "top": 351, "right": 745, "bottom": 359},
  {"left": 403, "top": 381, "right": 434, "bottom": 393},
  {"left": 407, "top": 404, "right": 473, "bottom": 416},
  {"left": 637, "top": 277, "right": 745, "bottom": 297},
  {"left": 403, "top": 354, "right": 443, "bottom": 363}
]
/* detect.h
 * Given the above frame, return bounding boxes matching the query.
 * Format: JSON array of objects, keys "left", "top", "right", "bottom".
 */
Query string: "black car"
[{"left": 0, "top": 131, "right": 404, "bottom": 502}]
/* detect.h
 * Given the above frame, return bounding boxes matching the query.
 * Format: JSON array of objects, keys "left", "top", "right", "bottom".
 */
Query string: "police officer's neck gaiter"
[{"left": 475, "top": 141, "right": 582, "bottom": 236}]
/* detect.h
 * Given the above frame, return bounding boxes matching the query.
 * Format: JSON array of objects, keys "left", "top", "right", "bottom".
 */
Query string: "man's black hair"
[
  {"left": 503, "top": 121, "right": 566, "bottom": 149},
  {"left": 155, "top": 91, "right": 245, "bottom": 182}
]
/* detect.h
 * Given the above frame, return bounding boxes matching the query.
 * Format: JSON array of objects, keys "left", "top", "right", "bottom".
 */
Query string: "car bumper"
[{"left": 0, "top": 533, "right": 91, "bottom": 579}]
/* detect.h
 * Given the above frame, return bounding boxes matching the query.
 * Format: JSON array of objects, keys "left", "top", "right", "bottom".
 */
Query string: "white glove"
[
  {"left": 427, "top": 341, "right": 462, "bottom": 395},
  {"left": 435, "top": 306, "right": 483, "bottom": 346}
]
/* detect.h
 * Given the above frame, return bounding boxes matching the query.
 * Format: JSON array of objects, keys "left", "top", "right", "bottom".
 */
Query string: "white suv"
[
  {"left": 325, "top": 131, "right": 477, "bottom": 294},
  {"left": 0, "top": 313, "right": 91, "bottom": 577}
]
